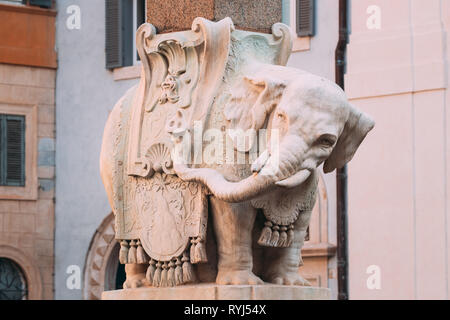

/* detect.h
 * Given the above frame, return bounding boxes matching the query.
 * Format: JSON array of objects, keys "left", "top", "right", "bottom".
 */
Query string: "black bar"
[{"left": 335, "top": 0, "right": 349, "bottom": 301}]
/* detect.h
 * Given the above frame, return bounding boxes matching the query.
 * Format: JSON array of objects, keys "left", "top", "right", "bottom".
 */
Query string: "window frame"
[
  {"left": 0, "top": 103, "right": 37, "bottom": 200},
  {"left": 288, "top": 0, "right": 313, "bottom": 52},
  {"left": 106, "top": 0, "right": 146, "bottom": 71},
  {"left": 0, "top": 113, "right": 26, "bottom": 186},
  {"left": 131, "top": 0, "right": 145, "bottom": 66}
]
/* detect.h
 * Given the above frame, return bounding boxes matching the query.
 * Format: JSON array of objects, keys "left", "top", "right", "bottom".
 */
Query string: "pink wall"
[{"left": 346, "top": 0, "right": 450, "bottom": 299}]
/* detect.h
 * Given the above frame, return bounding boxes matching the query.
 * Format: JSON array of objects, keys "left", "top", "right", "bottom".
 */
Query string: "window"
[
  {"left": 0, "top": 0, "right": 52, "bottom": 8},
  {"left": 0, "top": 258, "right": 28, "bottom": 300},
  {"left": 0, "top": 0, "right": 24, "bottom": 5},
  {"left": 0, "top": 114, "right": 25, "bottom": 187},
  {"left": 105, "top": 0, "right": 146, "bottom": 69},
  {"left": 27, "top": 0, "right": 52, "bottom": 8},
  {"left": 296, "top": 0, "right": 315, "bottom": 37}
]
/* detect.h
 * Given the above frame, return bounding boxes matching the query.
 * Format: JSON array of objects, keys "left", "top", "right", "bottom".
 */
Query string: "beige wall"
[
  {"left": 346, "top": 0, "right": 450, "bottom": 299},
  {"left": 0, "top": 63, "right": 55, "bottom": 300}
]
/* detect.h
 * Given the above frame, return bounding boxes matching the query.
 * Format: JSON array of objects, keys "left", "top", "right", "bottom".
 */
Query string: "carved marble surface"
[{"left": 99, "top": 17, "right": 374, "bottom": 291}]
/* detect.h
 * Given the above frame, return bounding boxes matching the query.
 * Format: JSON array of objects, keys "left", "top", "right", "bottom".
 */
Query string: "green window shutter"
[
  {"left": 296, "top": 0, "right": 315, "bottom": 37},
  {"left": 0, "top": 115, "right": 25, "bottom": 187},
  {"left": 105, "top": 0, "right": 123, "bottom": 69},
  {"left": 105, "top": 0, "right": 138, "bottom": 69},
  {"left": 28, "top": 0, "right": 52, "bottom": 9}
]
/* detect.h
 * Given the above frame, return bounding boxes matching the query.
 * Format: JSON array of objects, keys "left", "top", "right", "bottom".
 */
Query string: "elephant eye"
[
  {"left": 317, "top": 134, "right": 336, "bottom": 148},
  {"left": 276, "top": 112, "right": 287, "bottom": 121}
]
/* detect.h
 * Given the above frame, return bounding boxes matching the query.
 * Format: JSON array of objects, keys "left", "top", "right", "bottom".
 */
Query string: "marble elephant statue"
[
  {"left": 100, "top": 19, "right": 374, "bottom": 289},
  {"left": 172, "top": 63, "right": 375, "bottom": 285}
]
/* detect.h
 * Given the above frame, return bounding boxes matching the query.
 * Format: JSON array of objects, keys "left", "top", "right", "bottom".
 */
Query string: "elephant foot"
[
  {"left": 267, "top": 272, "right": 311, "bottom": 286},
  {"left": 216, "top": 269, "right": 264, "bottom": 285},
  {"left": 123, "top": 263, "right": 147, "bottom": 289},
  {"left": 123, "top": 273, "right": 146, "bottom": 289}
]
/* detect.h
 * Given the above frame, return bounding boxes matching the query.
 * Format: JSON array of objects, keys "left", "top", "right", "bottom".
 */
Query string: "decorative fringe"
[
  {"left": 190, "top": 237, "right": 207, "bottom": 264},
  {"left": 146, "top": 251, "right": 198, "bottom": 287},
  {"left": 160, "top": 262, "right": 168, "bottom": 287},
  {"left": 194, "top": 241, "right": 208, "bottom": 263},
  {"left": 286, "top": 224, "right": 295, "bottom": 247},
  {"left": 128, "top": 240, "right": 137, "bottom": 264},
  {"left": 175, "top": 257, "right": 183, "bottom": 285},
  {"left": 167, "top": 260, "right": 176, "bottom": 287},
  {"left": 278, "top": 226, "right": 288, "bottom": 247},
  {"left": 258, "top": 221, "right": 296, "bottom": 248},
  {"left": 190, "top": 239, "right": 196, "bottom": 263},
  {"left": 152, "top": 261, "right": 162, "bottom": 287},
  {"left": 119, "top": 240, "right": 129, "bottom": 264},
  {"left": 146, "top": 259, "right": 156, "bottom": 284},
  {"left": 136, "top": 240, "right": 148, "bottom": 264},
  {"left": 269, "top": 225, "right": 280, "bottom": 246},
  {"left": 257, "top": 221, "right": 273, "bottom": 246},
  {"left": 182, "top": 252, "right": 196, "bottom": 283}
]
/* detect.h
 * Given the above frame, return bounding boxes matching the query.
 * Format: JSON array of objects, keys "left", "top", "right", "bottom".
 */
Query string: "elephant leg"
[
  {"left": 209, "top": 197, "right": 263, "bottom": 285},
  {"left": 262, "top": 210, "right": 312, "bottom": 286},
  {"left": 123, "top": 263, "right": 147, "bottom": 289},
  {"left": 251, "top": 211, "right": 266, "bottom": 278}
]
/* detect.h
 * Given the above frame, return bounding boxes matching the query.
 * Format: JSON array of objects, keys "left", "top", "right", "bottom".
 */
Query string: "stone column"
[{"left": 146, "top": 0, "right": 282, "bottom": 33}]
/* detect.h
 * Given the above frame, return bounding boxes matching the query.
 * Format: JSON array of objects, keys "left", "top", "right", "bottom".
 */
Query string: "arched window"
[{"left": 0, "top": 258, "right": 28, "bottom": 300}]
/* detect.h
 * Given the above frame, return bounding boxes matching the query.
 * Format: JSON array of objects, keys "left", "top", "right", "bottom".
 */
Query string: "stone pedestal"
[{"left": 102, "top": 284, "right": 331, "bottom": 300}]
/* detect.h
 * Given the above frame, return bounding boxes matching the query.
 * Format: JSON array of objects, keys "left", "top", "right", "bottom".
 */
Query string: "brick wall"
[{"left": 0, "top": 63, "right": 55, "bottom": 300}]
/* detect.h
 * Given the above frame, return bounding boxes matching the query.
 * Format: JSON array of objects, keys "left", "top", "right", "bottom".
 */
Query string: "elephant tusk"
[
  {"left": 275, "top": 169, "right": 311, "bottom": 188},
  {"left": 251, "top": 150, "right": 270, "bottom": 173}
]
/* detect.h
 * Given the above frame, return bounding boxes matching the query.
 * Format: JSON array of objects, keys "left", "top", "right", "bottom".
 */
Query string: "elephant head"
[{"left": 173, "top": 65, "right": 374, "bottom": 202}]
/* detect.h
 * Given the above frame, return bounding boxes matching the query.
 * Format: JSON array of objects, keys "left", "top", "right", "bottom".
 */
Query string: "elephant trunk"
[
  {"left": 174, "top": 164, "right": 277, "bottom": 203},
  {"left": 174, "top": 136, "right": 307, "bottom": 202}
]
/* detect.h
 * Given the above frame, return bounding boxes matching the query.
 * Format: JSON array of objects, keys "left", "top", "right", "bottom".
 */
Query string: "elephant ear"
[
  {"left": 224, "top": 75, "right": 287, "bottom": 151},
  {"left": 323, "top": 104, "right": 375, "bottom": 173}
]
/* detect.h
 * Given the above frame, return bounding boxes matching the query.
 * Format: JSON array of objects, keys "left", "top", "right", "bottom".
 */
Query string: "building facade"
[
  {"left": 3, "top": 0, "right": 448, "bottom": 301},
  {"left": 346, "top": 0, "right": 450, "bottom": 299},
  {"left": 0, "top": 0, "right": 56, "bottom": 300}
]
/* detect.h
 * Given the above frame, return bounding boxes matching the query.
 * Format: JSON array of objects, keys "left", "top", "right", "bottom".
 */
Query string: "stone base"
[{"left": 102, "top": 284, "right": 331, "bottom": 300}]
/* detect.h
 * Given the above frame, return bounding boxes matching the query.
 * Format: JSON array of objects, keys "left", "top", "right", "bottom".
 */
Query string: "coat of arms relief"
[{"left": 100, "top": 17, "right": 374, "bottom": 289}]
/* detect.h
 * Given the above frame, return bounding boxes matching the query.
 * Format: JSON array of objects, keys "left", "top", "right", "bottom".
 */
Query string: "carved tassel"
[
  {"left": 258, "top": 221, "right": 273, "bottom": 246},
  {"left": 160, "top": 262, "right": 168, "bottom": 287},
  {"left": 167, "top": 260, "right": 176, "bottom": 287},
  {"left": 152, "top": 261, "right": 162, "bottom": 287},
  {"left": 136, "top": 240, "right": 148, "bottom": 264},
  {"left": 190, "top": 239, "right": 197, "bottom": 263},
  {"left": 194, "top": 239, "right": 207, "bottom": 263},
  {"left": 269, "top": 225, "right": 280, "bottom": 247},
  {"left": 286, "top": 224, "right": 295, "bottom": 247},
  {"left": 146, "top": 259, "right": 156, "bottom": 284},
  {"left": 182, "top": 252, "right": 196, "bottom": 284},
  {"left": 128, "top": 240, "right": 137, "bottom": 264},
  {"left": 175, "top": 257, "right": 183, "bottom": 285},
  {"left": 119, "top": 240, "right": 129, "bottom": 264},
  {"left": 278, "top": 226, "right": 288, "bottom": 247}
]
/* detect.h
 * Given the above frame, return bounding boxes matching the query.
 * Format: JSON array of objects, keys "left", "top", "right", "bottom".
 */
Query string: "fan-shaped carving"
[{"left": 145, "top": 143, "right": 175, "bottom": 176}]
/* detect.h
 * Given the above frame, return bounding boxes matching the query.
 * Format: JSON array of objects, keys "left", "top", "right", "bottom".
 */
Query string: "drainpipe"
[{"left": 335, "top": 0, "right": 349, "bottom": 300}]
